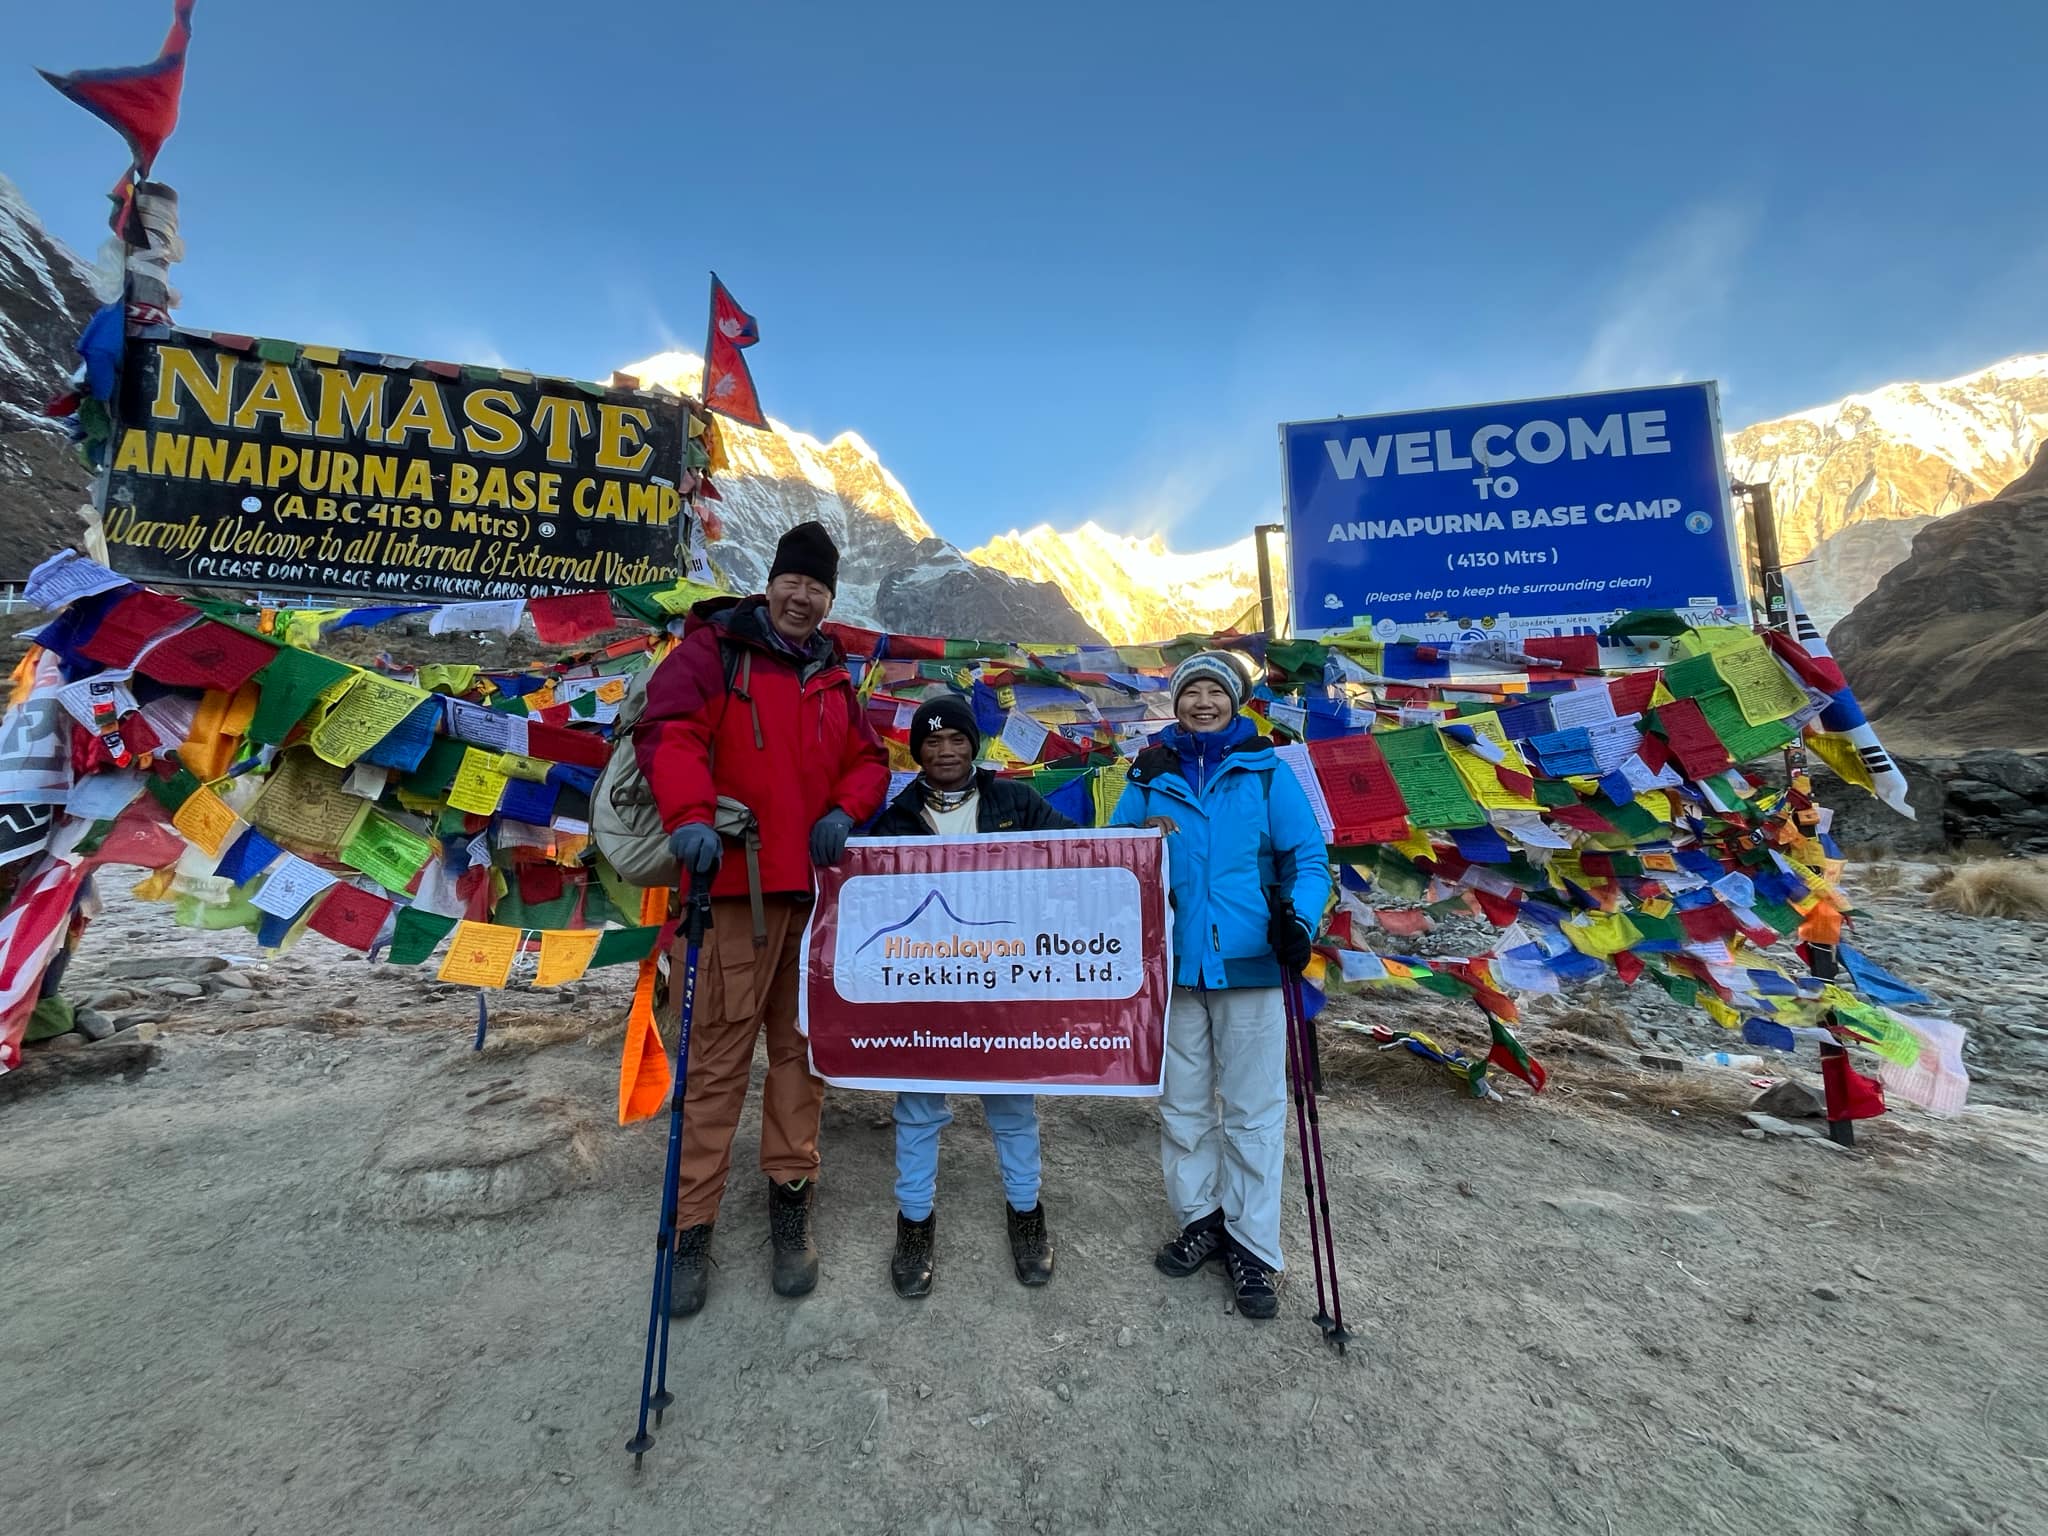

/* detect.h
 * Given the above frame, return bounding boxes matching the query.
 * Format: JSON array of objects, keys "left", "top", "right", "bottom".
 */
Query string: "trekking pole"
[
  {"left": 1284, "top": 972, "right": 1350, "bottom": 1353},
  {"left": 1281, "top": 963, "right": 1334, "bottom": 1341},
  {"left": 627, "top": 871, "right": 713, "bottom": 1466}
]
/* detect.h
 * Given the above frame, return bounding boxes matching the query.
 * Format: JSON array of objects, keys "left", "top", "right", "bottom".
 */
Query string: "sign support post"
[
  {"left": 1254, "top": 522, "right": 1284, "bottom": 640},
  {"left": 1738, "top": 480, "right": 1854, "bottom": 1147}
]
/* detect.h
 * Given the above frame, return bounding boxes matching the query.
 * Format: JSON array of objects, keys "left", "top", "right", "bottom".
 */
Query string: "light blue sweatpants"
[{"left": 893, "top": 1092, "right": 1043, "bottom": 1220}]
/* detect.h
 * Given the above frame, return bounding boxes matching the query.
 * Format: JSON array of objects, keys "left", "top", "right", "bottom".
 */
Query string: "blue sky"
[{"left": 9, "top": 1, "right": 2046, "bottom": 553}]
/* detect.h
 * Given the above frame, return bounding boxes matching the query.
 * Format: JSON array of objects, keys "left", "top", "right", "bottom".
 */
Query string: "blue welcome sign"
[{"left": 1280, "top": 382, "right": 1749, "bottom": 641}]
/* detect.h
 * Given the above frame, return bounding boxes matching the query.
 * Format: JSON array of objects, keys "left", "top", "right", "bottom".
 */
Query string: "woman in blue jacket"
[{"left": 1110, "top": 650, "right": 1331, "bottom": 1319}]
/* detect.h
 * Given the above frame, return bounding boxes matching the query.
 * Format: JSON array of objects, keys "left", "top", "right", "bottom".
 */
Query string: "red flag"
[
  {"left": 527, "top": 590, "right": 618, "bottom": 645},
  {"left": 39, "top": 1, "right": 196, "bottom": 177},
  {"left": 702, "top": 274, "right": 767, "bottom": 429},
  {"left": 1820, "top": 1048, "right": 1887, "bottom": 1121},
  {"left": 308, "top": 882, "right": 395, "bottom": 952}
]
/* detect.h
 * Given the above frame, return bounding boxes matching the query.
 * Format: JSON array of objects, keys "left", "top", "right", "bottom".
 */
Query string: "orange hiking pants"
[{"left": 672, "top": 893, "right": 824, "bottom": 1227}]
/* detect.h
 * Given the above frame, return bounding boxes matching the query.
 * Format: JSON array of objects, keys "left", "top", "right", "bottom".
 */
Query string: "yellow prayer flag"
[
  {"left": 596, "top": 679, "right": 628, "bottom": 704},
  {"left": 447, "top": 748, "right": 510, "bottom": 815},
  {"left": 1561, "top": 910, "right": 1643, "bottom": 958},
  {"left": 417, "top": 664, "right": 480, "bottom": 696},
  {"left": 437, "top": 921, "right": 523, "bottom": 988},
  {"left": 1804, "top": 730, "right": 1874, "bottom": 792},
  {"left": 495, "top": 753, "right": 554, "bottom": 783},
  {"left": 1389, "top": 829, "right": 1436, "bottom": 863},
  {"left": 308, "top": 672, "right": 431, "bottom": 767},
  {"left": 536, "top": 929, "right": 602, "bottom": 987},
  {"left": 1092, "top": 759, "right": 1131, "bottom": 825},
  {"left": 131, "top": 867, "right": 178, "bottom": 902},
  {"left": 171, "top": 785, "right": 238, "bottom": 857}
]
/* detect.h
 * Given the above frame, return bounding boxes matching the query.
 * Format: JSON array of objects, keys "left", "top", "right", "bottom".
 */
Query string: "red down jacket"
[{"left": 634, "top": 595, "right": 888, "bottom": 900}]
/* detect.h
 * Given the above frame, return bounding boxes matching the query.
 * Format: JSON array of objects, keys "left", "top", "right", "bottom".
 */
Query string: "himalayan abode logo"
[{"left": 835, "top": 869, "right": 1141, "bottom": 1004}]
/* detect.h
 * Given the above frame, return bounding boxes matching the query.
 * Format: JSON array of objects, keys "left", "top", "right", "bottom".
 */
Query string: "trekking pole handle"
[{"left": 682, "top": 870, "right": 714, "bottom": 945}]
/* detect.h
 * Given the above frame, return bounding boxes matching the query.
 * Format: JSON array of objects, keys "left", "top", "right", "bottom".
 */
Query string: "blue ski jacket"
[{"left": 1110, "top": 724, "right": 1331, "bottom": 990}]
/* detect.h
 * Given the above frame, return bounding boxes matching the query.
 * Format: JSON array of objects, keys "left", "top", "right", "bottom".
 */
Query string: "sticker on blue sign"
[{"left": 1279, "top": 382, "right": 1750, "bottom": 641}]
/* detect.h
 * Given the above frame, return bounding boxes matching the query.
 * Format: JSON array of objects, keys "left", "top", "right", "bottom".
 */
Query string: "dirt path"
[{"left": 6, "top": 983, "right": 2047, "bottom": 1535}]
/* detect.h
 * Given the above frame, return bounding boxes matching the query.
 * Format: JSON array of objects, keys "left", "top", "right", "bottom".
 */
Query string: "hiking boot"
[
  {"left": 891, "top": 1211, "right": 935, "bottom": 1299},
  {"left": 1006, "top": 1202, "right": 1055, "bottom": 1286},
  {"left": 1155, "top": 1209, "right": 1226, "bottom": 1278},
  {"left": 1224, "top": 1237, "right": 1279, "bottom": 1320},
  {"left": 769, "top": 1178, "right": 820, "bottom": 1297},
  {"left": 666, "top": 1223, "right": 714, "bottom": 1317}
]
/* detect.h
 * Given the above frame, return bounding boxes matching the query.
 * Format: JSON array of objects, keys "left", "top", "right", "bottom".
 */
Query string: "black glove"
[
  {"left": 668, "top": 824, "right": 721, "bottom": 876},
  {"left": 1267, "top": 906, "right": 1314, "bottom": 974},
  {"left": 810, "top": 808, "right": 856, "bottom": 867}
]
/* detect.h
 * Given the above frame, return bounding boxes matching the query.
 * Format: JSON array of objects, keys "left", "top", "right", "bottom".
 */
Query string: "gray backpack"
[{"left": 591, "top": 640, "right": 769, "bottom": 944}]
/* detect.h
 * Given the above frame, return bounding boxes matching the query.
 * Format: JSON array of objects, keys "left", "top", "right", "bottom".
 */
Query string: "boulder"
[{"left": 99, "top": 955, "right": 228, "bottom": 981}]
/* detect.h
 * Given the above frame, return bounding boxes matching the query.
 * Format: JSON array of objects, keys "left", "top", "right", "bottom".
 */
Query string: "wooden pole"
[
  {"left": 1254, "top": 522, "right": 1283, "bottom": 640},
  {"left": 1740, "top": 480, "right": 1854, "bottom": 1147}
]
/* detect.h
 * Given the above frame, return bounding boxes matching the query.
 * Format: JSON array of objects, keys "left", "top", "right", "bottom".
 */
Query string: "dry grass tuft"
[
  {"left": 1856, "top": 863, "right": 1906, "bottom": 895},
  {"left": 1924, "top": 860, "right": 2048, "bottom": 921}
]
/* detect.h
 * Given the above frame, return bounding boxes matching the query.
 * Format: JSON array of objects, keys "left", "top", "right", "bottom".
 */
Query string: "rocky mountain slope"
[
  {"left": 1726, "top": 355, "right": 2048, "bottom": 630},
  {"left": 968, "top": 521, "right": 1272, "bottom": 643},
  {"left": 613, "top": 352, "right": 1099, "bottom": 641},
  {"left": 0, "top": 174, "right": 101, "bottom": 577},
  {"left": 1830, "top": 447, "right": 2048, "bottom": 752}
]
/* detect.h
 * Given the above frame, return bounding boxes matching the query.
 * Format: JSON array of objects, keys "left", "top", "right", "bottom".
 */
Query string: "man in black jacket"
[
  {"left": 866, "top": 693, "right": 1072, "bottom": 1299},
  {"left": 868, "top": 695, "right": 1075, "bottom": 838}
]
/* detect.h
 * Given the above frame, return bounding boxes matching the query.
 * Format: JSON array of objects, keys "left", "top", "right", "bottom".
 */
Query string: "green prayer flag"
[
  {"left": 403, "top": 737, "right": 468, "bottom": 799},
  {"left": 255, "top": 338, "right": 298, "bottom": 363},
  {"left": 147, "top": 767, "right": 203, "bottom": 813},
  {"left": 1658, "top": 651, "right": 1724, "bottom": 701},
  {"left": 1598, "top": 798, "right": 1664, "bottom": 839},
  {"left": 590, "top": 924, "right": 662, "bottom": 968},
  {"left": 1649, "top": 965, "right": 1699, "bottom": 1006},
  {"left": 1413, "top": 969, "right": 1468, "bottom": 998},
  {"left": 247, "top": 647, "right": 355, "bottom": 745},
  {"left": 386, "top": 906, "right": 458, "bottom": 965}
]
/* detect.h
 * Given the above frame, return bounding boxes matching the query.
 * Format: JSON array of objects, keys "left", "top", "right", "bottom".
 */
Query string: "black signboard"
[{"left": 105, "top": 333, "right": 687, "bottom": 600}]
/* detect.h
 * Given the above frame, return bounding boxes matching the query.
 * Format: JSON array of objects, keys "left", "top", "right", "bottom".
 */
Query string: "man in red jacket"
[{"left": 634, "top": 520, "right": 888, "bottom": 1315}]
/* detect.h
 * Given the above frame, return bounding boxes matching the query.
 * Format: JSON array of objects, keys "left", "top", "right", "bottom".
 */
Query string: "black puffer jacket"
[{"left": 867, "top": 768, "right": 1076, "bottom": 836}]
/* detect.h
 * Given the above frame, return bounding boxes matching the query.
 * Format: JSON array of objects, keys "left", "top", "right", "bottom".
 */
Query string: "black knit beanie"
[
  {"left": 768, "top": 519, "right": 839, "bottom": 594},
  {"left": 909, "top": 693, "right": 980, "bottom": 761}
]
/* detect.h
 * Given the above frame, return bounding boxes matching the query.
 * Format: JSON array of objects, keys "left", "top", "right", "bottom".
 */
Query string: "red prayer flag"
[
  {"left": 1307, "top": 735, "right": 1410, "bottom": 844},
  {"left": 1820, "top": 1048, "right": 1887, "bottom": 1121},
  {"left": 1470, "top": 888, "right": 1521, "bottom": 927},
  {"left": 308, "top": 882, "right": 394, "bottom": 952},
  {"left": 702, "top": 274, "right": 768, "bottom": 429},
  {"left": 1764, "top": 628, "right": 1847, "bottom": 695},
  {"left": 1613, "top": 950, "right": 1646, "bottom": 986},
  {"left": 1372, "top": 907, "right": 1434, "bottom": 938},
  {"left": 1653, "top": 698, "right": 1734, "bottom": 781},
  {"left": 38, "top": 1, "right": 196, "bottom": 176},
  {"left": 823, "top": 623, "right": 885, "bottom": 658},
  {"left": 1549, "top": 804, "right": 1618, "bottom": 834},
  {"left": 1607, "top": 669, "right": 1660, "bottom": 717},
  {"left": 523, "top": 721, "right": 611, "bottom": 771},
  {"left": 515, "top": 861, "right": 566, "bottom": 905},
  {"left": 76, "top": 589, "right": 198, "bottom": 668},
  {"left": 527, "top": 591, "right": 618, "bottom": 645},
  {"left": 135, "top": 619, "right": 276, "bottom": 692},
  {"left": 1523, "top": 635, "right": 1600, "bottom": 672}
]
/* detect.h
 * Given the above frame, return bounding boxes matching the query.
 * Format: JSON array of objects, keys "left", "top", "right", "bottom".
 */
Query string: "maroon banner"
[{"left": 799, "top": 831, "right": 1171, "bottom": 1095}]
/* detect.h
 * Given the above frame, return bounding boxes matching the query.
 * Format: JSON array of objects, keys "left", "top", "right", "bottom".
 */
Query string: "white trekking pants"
[{"left": 1159, "top": 985, "right": 1287, "bottom": 1270}]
